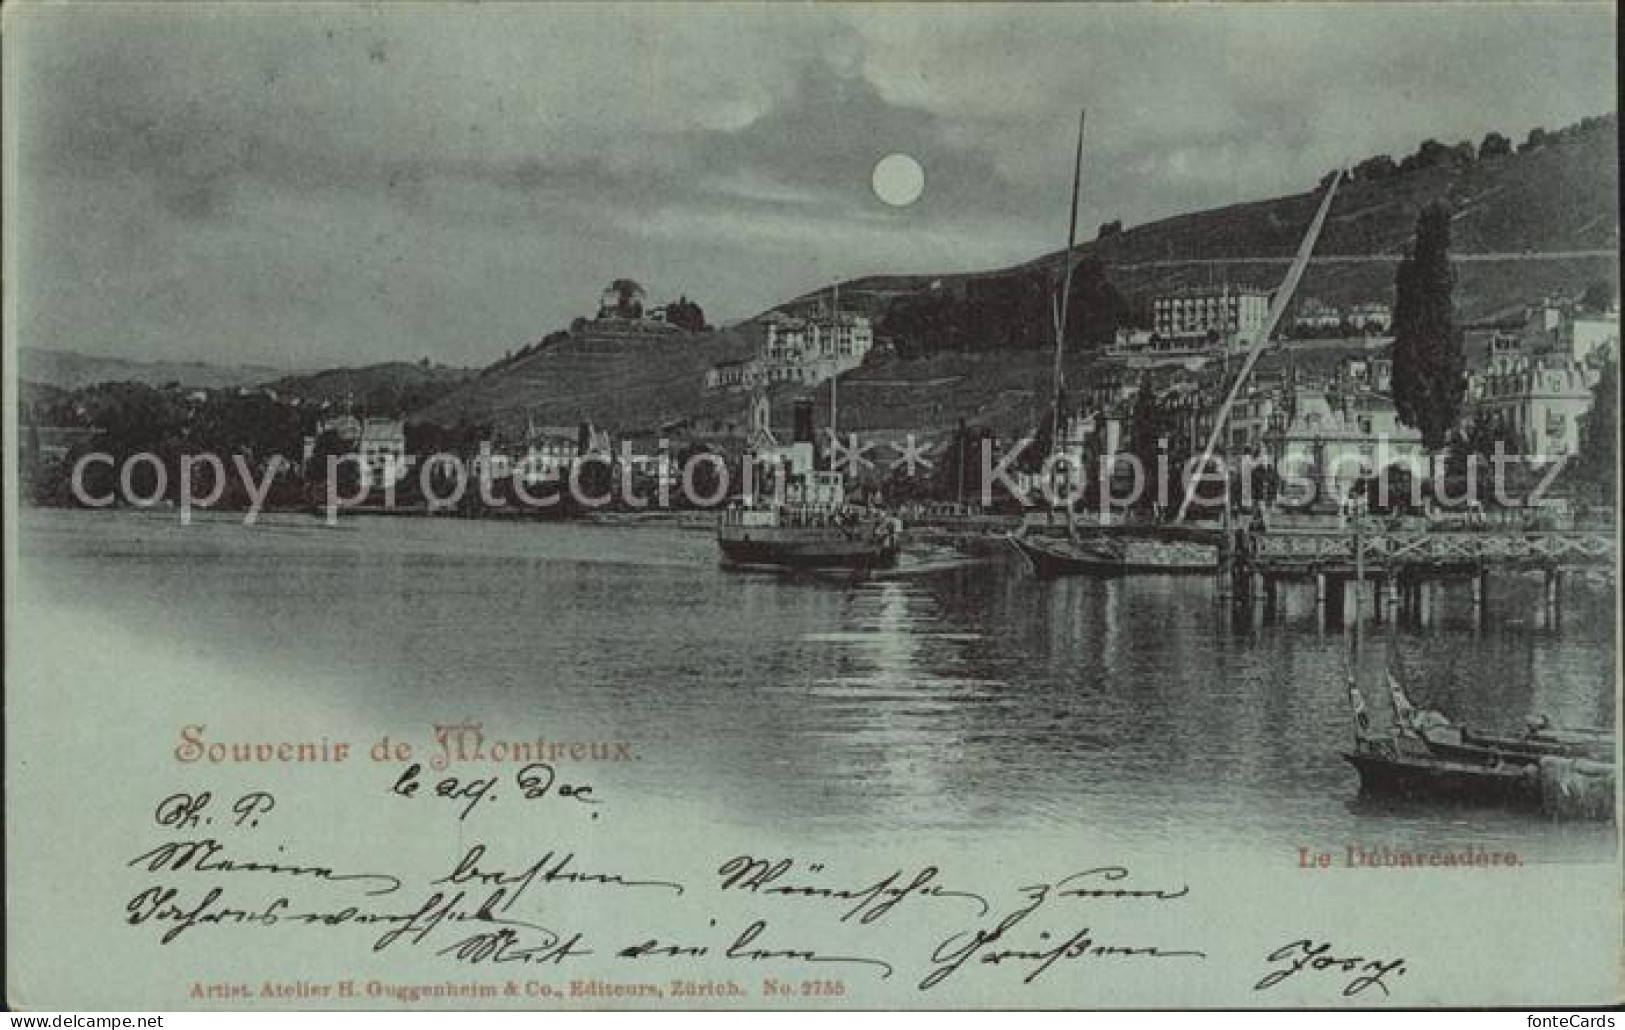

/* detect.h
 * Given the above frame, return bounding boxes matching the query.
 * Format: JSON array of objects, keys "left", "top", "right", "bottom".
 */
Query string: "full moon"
[{"left": 872, "top": 153, "right": 926, "bottom": 207}]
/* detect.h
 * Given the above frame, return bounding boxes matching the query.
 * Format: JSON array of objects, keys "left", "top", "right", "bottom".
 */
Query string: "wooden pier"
[{"left": 1224, "top": 526, "right": 1615, "bottom": 627}]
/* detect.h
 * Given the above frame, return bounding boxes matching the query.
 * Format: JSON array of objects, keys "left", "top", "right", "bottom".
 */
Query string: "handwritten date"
[{"left": 389, "top": 762, "right": 599, "bottom": 820}]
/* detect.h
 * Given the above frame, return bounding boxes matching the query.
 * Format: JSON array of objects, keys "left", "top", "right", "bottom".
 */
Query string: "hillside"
[
  {"left": 412, "top": 113, "right": 1618, "bottom": 440},
  {"left": 800, "top": 113, "right": 1619, "bottom": 327},
  {"left": 415, "top": 324, "right": 760, "bottom": 437},
  {"left": 266, "top": 361, "right": 475, "bottom": 414},
  {"left": 19, "top": 347, "right": 290, "bottom": 392}
]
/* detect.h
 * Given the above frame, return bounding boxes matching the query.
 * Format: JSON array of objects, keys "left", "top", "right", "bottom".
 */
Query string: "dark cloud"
[{"left": 5, "top": 3, "right": 1615, "bottom": 368}]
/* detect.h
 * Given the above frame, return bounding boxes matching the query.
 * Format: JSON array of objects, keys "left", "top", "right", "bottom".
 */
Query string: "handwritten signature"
[{"left": 1255, "top": 939, "right": 1409, "bottom": 997}]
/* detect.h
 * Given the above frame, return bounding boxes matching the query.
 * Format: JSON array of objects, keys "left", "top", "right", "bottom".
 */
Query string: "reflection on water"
[{"left": 20, "top": 510, "right": 1617, "bottom": 860}]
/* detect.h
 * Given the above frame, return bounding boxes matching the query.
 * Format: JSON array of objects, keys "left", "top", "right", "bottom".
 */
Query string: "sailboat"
[
  {"left": 1010, "top": 151, "right": 1344, "bottom": 577},
  {"left": 1340, "top": 517, "right": 1614, "bottom": 819},
  {"left": 716, "top": 285, "right": 904, "bottom": 570}
]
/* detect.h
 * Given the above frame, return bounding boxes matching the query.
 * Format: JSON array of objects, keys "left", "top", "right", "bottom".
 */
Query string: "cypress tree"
[
  {"left": 1576, "top": 355, "right": 1618, "bottom": 493},
  {"left": 1391, "top": 203, "right": 1465, "bottom": 451}
]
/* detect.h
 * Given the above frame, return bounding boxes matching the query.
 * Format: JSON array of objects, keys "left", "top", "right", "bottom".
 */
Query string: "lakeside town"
[
  {"left": 16, "top": 112, "right": 1621, "bottom": 531},
  {"left": 20, "top": 256, "right": 1620, "bottom": 527}
]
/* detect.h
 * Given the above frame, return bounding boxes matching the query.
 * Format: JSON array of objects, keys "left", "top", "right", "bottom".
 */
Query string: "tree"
[
  {"left": 192, "top": 394, "right": 303, "bottom": 461},
  {"left": 1353, "top": 154, "right": 1397, "bottom": 180},
  {"left": 1061, "top": 258, "right": 1128, "bottom": 350},
  {"left": 80, "top": 382, "right": 186, "bottom": 458},
  {"left": 306, "top": 427, "right": 361, "bottom": 498},
  {"left": 664, "top": 296, "right": 707, "bottom": 332},
  {"left": 675, "top": 442, "right": 723, "bottom": 506},
  {"left": 1097, "top": 219, "right": 1123, "bottom": 239},
  {"left": 1399, "top": 139, "right": 1452, "bottom": 173},
  {"left": 1518, "top": 127, "right": 1550, "bottom": 153},
  {"left": 1127, "top": 385, "right": 1168, "bottom": 511},
  {"left": 1574, "top": 354, "right": 1618, "bottom": 494},
  {"left": 1479, "top": 131, "right": 1512, "bottom": 159},
  {"left": 1391, "top": 203, "right": 1465, "bottom": 451},
  {"left": 878, "top": 290, "right": 965, "bottom": 356},
  {"left": 1580, "top": 280, "right": 1615, "bottom": 312},
  {"left": 609, "top": 278, "right": 645, "bottom": 319}
]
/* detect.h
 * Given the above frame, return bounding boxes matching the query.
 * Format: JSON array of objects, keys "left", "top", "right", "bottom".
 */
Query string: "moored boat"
[
  {"left": 717, "top": 490, "right": 902, "bottom": 570},
  {"left": 716, "top": 304, "right": 902, "bottom": 571},
  {"left": 717, "top": 457, "right": 901, "bottom": 570},
  {"left": 1342, "top": 669, "right": 1615, "bottom": 819},
  {"left": 1008, "top": 523, "right": 1220, "bottom": 576},
  {"left": 1339, "top": 510, "right": 1613, "bottom": 820},
  {"left": 1342, "top": 744, "right": 1543, "bottom": 810}
]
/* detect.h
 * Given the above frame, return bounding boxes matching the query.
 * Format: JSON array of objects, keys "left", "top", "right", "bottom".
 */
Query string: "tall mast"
[
  {"left": 830, "top": 280, "right": 840, "bottom": 464},
  {"left": 1352, "top": 508, "right": 1363, "bottom": 673},
  {"left": 1050, "top": 108, "right": 1087, "bottom": 501},
  {"left": 1174, "top": 170, "right": 1342, "bottom": 523}
]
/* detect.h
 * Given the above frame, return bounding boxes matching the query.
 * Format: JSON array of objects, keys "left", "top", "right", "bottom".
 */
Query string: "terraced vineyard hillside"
[{"left": 415, "top": 113, "right": 1618, "bottom": 440}]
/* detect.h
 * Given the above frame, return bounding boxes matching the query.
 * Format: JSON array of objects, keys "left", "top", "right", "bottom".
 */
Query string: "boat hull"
[
  {"left": 1342, "top": 749, "right": 1543, "bottom": 809},
  {"left": 1010, "top": 531, "right": 1219, "bottom": 577},
  {"left": 717, "top": 525, "right": 900, "bottom": 569}
]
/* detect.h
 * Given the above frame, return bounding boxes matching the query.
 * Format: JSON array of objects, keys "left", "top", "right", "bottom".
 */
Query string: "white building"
[
  {"left": 313, "top": 415, "right": 407, "bottom": 490},
  {"left": 1153, "top": 286, "right": 1273, "bottom": 351},
  {"left": 518, "top": 426, "right": 584, "bottom": 483},
  {"left": 1108, "top": 328, "right": 1156, "bottom": 354},
  {"left": 1564, "top": 307, "right": 1620, "bottom": 367},
  {"left": 1227, "top": 392, "right": 1284, "bottom": 455},
  {"left": 1292, "top": 298, "right": 1343, "bottom": 334},
  {"left": 1347, "top": 301, "right": 1393, "bottom": 334},
  {"left": 1267, "top": 389, "right": 1427, "bottom": 499},
  {"left": 1474, "top": 355, "right": 1593, "bottom": 459},
  {"left": 705, "top": 309, "right": 875, "bottom": 391},
  {"left": 705, "top": 359, "right": 748, "bottom": 391}
]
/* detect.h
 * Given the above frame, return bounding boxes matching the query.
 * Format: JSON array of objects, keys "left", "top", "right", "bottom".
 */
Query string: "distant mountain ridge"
[
  {"left": 19, "top": 347, "right": 292, "bottom": 392},
  {"left": 265, "top": 361, "right": 475, "bottom": 414}
]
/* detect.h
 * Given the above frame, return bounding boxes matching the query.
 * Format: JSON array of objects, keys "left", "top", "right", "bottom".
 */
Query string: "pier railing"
[{"left": 1243, "top": 529, "right": 1616, "bottom": 573}]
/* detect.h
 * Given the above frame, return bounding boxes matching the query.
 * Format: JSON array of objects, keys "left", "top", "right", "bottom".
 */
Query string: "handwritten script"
[{"left": 119, "top": 780, "right": 1405, "bottom": 1000}]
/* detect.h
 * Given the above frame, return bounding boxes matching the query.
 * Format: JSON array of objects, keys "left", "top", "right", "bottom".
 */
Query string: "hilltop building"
[
  {"left": 566, "top": 279, "right": 693, "bottom": 354},
  {"left": 598, "top": 279, "right": 647, "bottom": 321}
]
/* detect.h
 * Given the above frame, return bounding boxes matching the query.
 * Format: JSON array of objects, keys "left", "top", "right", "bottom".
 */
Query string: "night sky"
[{"left": 6, "top": 3, "right": 1616, "bottom": 368}]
